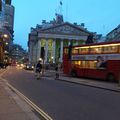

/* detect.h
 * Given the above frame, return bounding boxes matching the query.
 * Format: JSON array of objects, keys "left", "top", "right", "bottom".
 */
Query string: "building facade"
[
  {"left": 10, "top": 44, "right": 28, "bottom": 63},
  {"left": 0, "top": 0, "right": 5, "bottom": 28},
  {"left": 28, "top": 15, "right": 92, "bottom": 64},
  {"left": 4, "top": 3, "right": 14, "bottom": 38},
  {"left": 0, "top": 0, "right": 14, "bottom": 64},
  {"left": 106, "top": 24, "right": 120, "bottom": 42}
]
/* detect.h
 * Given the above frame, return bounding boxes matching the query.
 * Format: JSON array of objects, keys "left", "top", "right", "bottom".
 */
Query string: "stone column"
[
  {"left": 60, "top": 39, "right": 63, "bottom": 62},
  {"left": 52, "top": 39, "right": 56, "bottom": 63},
  {"left": 35, "top": 42, "right": 38, "bottom": 62},
  {"left": 68, "top": 40, "right": 71, "bottom": 46},
  {"left": 37, "top": 39, "right": 41, "bottom": 61},
  {"left": 45, "top": 39, "right": 48, "bottom": 63}
]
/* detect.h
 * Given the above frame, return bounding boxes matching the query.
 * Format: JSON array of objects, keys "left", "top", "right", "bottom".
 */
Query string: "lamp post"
[{"left": 0, "top": 33, "right": 9, "bottom": 66}]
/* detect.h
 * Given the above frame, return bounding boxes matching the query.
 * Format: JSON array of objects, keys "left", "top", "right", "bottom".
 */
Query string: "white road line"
[{"left": 1, "top": 77, "right": 53, "bottom": 120}]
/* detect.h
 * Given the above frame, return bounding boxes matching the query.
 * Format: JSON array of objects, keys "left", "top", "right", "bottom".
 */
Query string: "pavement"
[
  {"left": 0, "top": 68, "right": 40, "bottom": 120},
  {"left": 44, "top": 70, "right": 120, "bottom": 92},
  {"left": 0, "top": 67, "right": 120, "bottom": 120}
]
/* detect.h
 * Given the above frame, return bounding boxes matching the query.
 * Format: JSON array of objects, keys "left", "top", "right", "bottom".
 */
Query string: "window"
[
  {"left": 78, "top": 48, "right": 89, "bottom": 54},
  {"left": 72, "top": 49, "right": 78, "bottom": 54},
  {"left": 103, "top": 46, "right": 118, "bottom": 53},
  {"left": 72, "top": 60, "right": 97, "bottom": 69}
]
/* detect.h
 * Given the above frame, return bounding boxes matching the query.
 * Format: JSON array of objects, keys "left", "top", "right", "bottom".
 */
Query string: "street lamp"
[
  {"left": 5, "top": 42, "right": 8, "bottom": 45},
  {"left": 39, "top": 58, "right": 42, "bottom": 61},
  {"left": 3, "top": 34, "right": 8, "bottom": 39},
  {"left": 51, "top": 56, "right": 54, "bottom": 63},
  {"left": 0, "top": 33, "right": 9, "bottom": 66}
]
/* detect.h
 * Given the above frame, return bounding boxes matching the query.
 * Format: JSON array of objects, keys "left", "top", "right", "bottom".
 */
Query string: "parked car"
[{"left": 24, "top": 63, "right": 34, "bottom": 70}]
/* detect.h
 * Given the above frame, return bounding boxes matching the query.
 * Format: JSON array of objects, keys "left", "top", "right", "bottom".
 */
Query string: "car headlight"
[
  {"left": 21, "top": 64, "right": 24, "bottom": 67},
  {"left": 17, "top": 64, "right": 20, "bottom": 67}
]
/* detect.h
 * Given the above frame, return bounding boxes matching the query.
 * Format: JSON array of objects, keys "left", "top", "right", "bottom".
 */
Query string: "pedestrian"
[
  {"left": 55, "top": 63, "right": 60, "bottom": 79},
  {"left": 35, "top": 60, "right": 42, "bottom": 79}
]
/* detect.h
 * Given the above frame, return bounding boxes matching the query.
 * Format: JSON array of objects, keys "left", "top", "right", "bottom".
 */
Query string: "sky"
[{"left": 12, "top": 0, "right": 120, "bottom": 50}]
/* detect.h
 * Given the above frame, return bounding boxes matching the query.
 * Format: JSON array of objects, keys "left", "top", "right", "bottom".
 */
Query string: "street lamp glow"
[
  {"left": 39, "top": 58, "right": 42, "bottom": 61},
  {"left": 4, "top": 50, "right": 8, "bottom": 53},
  {"left": 5, "top": 42, "right": 8, "bottom": 45},
  {"left": 3, "top": 34, "right": 8, "bottom": 38}
]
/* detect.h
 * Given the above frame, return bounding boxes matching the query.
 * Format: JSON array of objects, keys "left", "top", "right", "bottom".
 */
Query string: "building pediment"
[{"left": 39, "top": 22, "right": 91, "bottom": 36}]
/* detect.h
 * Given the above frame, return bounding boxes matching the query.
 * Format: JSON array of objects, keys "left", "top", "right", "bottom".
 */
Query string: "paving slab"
[{"left": 0, "top": 69, "right": 41, "bottom": 120}]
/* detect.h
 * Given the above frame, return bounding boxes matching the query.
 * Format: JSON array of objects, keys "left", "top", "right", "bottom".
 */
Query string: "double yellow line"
[
  {"left": 0, "top": 69, "right": 53, "bottom": 120},
  {"left": 7, "top": 83, "right": 53, "bottom": 120}
]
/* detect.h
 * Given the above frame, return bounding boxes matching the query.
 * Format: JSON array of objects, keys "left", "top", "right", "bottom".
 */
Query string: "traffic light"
[{"left": 41, "top": 47, "right": 45, "bottom": 59}]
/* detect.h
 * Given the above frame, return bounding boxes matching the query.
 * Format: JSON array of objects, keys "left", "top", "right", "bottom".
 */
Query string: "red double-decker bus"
[{"left": 63, "top": 41, "right": 120, "bottom": 82}]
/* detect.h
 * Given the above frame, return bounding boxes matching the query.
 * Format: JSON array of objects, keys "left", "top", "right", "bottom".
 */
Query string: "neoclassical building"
[{"left": 28, "top": 16, "right": 92, "bottom": 64}]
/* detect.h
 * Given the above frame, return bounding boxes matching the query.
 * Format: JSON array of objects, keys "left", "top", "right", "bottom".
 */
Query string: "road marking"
[{"left": 1, "top": 77, "right": 53, "bottom": 120}]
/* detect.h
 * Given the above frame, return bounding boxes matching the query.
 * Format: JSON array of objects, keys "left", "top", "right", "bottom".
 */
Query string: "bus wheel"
[
  {"left": 71, "top": 70, "right": 77, "bottom": 77},
  {"left": 106, "top": 73, "right": 115, "bottom": 82}
]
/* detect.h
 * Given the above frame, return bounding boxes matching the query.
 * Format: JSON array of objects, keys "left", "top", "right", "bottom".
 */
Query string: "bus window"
[
  {"left": 83, "top": 61, "right": 96, "bottom": 69},
  {"left": 118, "top": 45, "right": 120, "bottom": 53},
  {"left": 90, "top": 47, "right": 102, "bottom": 54},
  {"left": 89, "top": 61, "right": 96, "bottom": 69},
  {"left": 72, "top": 49, "right": 79, "bottom": 54},
  {"left": 72, "top": 61, "right": 81, "bottom": 68},
  {"left": 95, "top": 47, "right": 102, "bottom": 54},
  {"left": 76, "top": 61, "right": 96, "bottom": 69},
  {"left": 111, "top": 46, "right": 118, "bottom": 53},
  {"left": 102, "top": 45, "right": 118, "bottom": 53},
  {"left": 72, "top": 60, "right": 106, "bottom": 69},
  {"left": 79, "top": 48, "right": 89, "bottom": 54},
  {"left": 89, "top": 48, "right": 96, "bottom": 54}
]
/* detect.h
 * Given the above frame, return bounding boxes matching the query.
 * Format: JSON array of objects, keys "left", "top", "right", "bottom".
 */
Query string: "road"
[{"left": 2, "top": 67, "right": 120, "bottom": 120}]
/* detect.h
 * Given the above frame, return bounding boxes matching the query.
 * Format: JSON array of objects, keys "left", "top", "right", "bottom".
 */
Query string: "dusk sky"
[{"left": 12, "top": 0, "right": 120, "bottom": 50}]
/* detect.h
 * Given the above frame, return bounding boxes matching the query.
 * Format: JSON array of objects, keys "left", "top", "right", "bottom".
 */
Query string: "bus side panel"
[
  {"left": 106, "top": 60, "right": 120, "bottom": 81},
  {"left": 107, "top": 60, "right": 120, "bottom": 71},
  {"left": 76, "top": 68, "right": 85, "bottom": 77},
  {"left": 63, "top": 61, "right": 71, "bottom": 74},
  {"left": 83, "top": 69, "right": 107, "bottom": 80},
  {"left": 76, "top": 68, "right": 106, "bottom": 79}
]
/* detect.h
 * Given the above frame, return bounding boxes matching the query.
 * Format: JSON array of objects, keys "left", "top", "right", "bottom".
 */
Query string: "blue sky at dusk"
[{"left": 12, "top": 0, "right": 120, "bottom": 50}]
